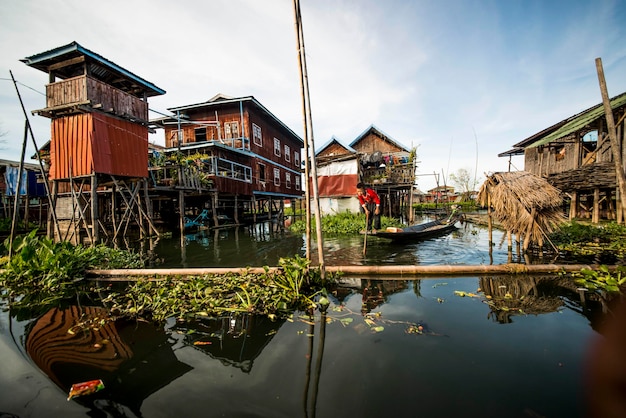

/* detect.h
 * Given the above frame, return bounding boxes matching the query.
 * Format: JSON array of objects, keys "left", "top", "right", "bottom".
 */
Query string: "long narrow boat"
[{"left": 374, "top": 210, "right": 463, "bottom": 242}]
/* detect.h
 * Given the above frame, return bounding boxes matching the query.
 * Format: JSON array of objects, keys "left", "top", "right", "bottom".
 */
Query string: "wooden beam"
[
  {"left": 593, "top": 188, "right": 600, "bottom": 224},
  {"left": 48, "top": 56, "right": 86, "bottom": 72},
  {"left": 569, "top": 191, "right": 578, "bottom": 220}
]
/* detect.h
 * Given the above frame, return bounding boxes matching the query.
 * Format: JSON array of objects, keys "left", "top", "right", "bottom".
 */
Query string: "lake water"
[
  {"left": 0, "top": 219, "right": 617, "bottom": 417},
  {"left": 152, "top": 218, "right": 520, "bottom": 268}
]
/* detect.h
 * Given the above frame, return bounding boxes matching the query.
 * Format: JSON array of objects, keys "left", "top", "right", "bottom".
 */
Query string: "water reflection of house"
[
  {"left": 25, "top": 306, "right": 192, "bottom": 415},
  {"left": 479, "top": 276, "right": 607, "bottom": 326},
  {"left": 172, "top": 314, "right": 285, "bottom": 373},
  {"left": 332, "top": 279, "right": 409, "bottom": 314},
  {"left": 499, "top": 91, "right": 626, "bottom": 223},
  {"left": 314, "top": 125, "right": 415, "bottom": 217}
]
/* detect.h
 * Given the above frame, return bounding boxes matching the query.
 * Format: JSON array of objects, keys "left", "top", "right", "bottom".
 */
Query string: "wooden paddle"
[{"left": 363, "top": 212, "right": 368, "bottom": 256}]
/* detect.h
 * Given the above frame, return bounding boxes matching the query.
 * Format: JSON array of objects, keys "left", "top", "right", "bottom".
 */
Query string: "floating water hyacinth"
[{"left": 67, "top": 379, "right": 105, "bottom": 401}]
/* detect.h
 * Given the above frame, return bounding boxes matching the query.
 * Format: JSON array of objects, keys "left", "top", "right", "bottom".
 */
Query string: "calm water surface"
[
  {"left": 153, "top": 218, "right": 519, "bottom": 268},
  {"left": 0, "top": 218, "right": 615, "bottom": 417}
]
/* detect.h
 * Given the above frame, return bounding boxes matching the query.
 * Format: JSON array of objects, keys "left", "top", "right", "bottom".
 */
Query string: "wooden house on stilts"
[
  {"left": 315, "top": 125, "right": 416, "bottom": 219},
  {"left": 500, "top": 91, "right": 626, "bottom": 224},
  {"left": 22, "top": 42, "right": 166, "bottom": 244},
  {"left": 149, "top": 94, "right": 304, "bottom": 230}
]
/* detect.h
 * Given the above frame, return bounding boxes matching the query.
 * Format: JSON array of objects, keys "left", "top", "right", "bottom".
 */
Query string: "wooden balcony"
[
  {"left": 363, "top": 163, "right": 414, "bottom": 186},
  {"left": 35, "top": 75, "right": 148, "bottom": 121}
]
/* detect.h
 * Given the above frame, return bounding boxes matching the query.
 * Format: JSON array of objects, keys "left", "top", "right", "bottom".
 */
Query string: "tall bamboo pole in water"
[
  {"left": 293, "top": 0, "right": 325, "bottom": 278},
  {"left": 596, "top": 58, "right": 626, "bottom": 223}
]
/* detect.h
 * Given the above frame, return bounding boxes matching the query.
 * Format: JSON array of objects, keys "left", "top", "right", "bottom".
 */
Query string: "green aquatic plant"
[
  {"left": 289, "top": 211, "right": 402, "bottom": 234},
  {"left": 548, "top": 221, "right": 626, "bottom": 257},
  {"left": 0, "top": 231, "right": 146, "bottom": 313},
  {"left": 571, "top": 265, "right": 626, "bottom": 293},
  {"left": 99, "top": 259, "right": 334, "bottom": 323},
  {"left": 0, "top": 233, "right": 336, "bottom": 324}
]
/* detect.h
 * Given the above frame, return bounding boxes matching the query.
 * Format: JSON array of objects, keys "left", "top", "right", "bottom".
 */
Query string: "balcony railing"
[{"left": 44, "top": 75, "right": 148, "bottom": 120}]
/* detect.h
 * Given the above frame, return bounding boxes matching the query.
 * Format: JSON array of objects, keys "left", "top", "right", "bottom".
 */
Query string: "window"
[
  {"left": 284, "top": 145, "right": 291, "bottom": 162},
  {"left": 274, "top": 168, "right": 280, "bottom": 186},
  {"left": 294, "top": 151, "right": 300, "bottom": 168},
  {"left": 194, "top": 127, "right": 207, "bottom": 142},
  {"left": 286, "top": 172, "right": 291, "bottom": 188},
  {"left": 224, "top": 122, "right": 239, "bottom": 139},
  {"left": 582, "top": 130, "right": 598, "bottom": 163},
  {"left": 274, "top": 138, "right": 281, "bottom": 157},
  {"left": 171, "top": 130, "right": 183, "bottom": 146},
  {"left": 554, "top": 145, "right": 565, "bottom": 161},
  {"left": 253, "top": 123, "right": 262, "bottom": 146},
  {"left": 295, "top": 176, "right": 301, "bottom": 191},
  {"left": 258, "top": 163, "right": 266, "bottom": 183}
]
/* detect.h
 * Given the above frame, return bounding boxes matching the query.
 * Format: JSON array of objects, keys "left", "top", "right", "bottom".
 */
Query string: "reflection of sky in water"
[
  {"left": 156, "top": 219, "right": 524, "bottom": 268},
  {"left": 0, "top": 272, "right": 601, "bottom": 417}
]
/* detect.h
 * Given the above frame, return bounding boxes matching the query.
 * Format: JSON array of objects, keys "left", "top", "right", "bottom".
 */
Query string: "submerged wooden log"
[{"left": 85, "top": 263, "right": 613, "bottom": 280}]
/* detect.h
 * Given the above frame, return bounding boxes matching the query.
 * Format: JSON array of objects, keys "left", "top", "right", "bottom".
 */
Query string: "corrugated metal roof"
[
  {"left": 21, "top": 41, "right": 165, "bottom": 98},
  {"left": 526, "top": 92, "right": 626, "bottom": 149}
]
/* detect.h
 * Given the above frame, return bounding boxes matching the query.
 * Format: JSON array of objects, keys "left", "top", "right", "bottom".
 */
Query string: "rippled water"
[
  {"left": 152, "top": 217, "right": 522, "bottom": 268},
  {"left": 0, "top": 217, "right": 616, "bottom": 417},
  {"left": 0, "top": 275, "right": 608, "bottom": 418}
]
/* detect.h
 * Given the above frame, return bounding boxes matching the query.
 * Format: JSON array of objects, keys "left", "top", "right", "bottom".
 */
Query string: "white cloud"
[{"left": 1, "top": 0, "right": 625, "bottom": 192}]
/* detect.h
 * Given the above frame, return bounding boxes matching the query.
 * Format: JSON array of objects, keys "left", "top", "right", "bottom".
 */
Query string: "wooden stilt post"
[
  {"left": 269, "top": 197, "right": 273, "bottom": 222},
  {"left": 252, "top": 195, "right": 257, "bottom": 223},
  {"left": 144, "top": 178, "right": 152, "bottom": 237},
  {"left": 234, "top": 194, "right": 239, "bottom": 224},
  {"left": 178, "top": 189, "right": 185, "bottom": 234},
  {"left": 523, "top": 208, "right": 537, "bottom": 253},
  {"left": 91, "top": 174, "right": 99, "bottom": 244},
  {"left": 212, "top": 192, "right": 219, "bottom": 227},
  {"left": 487, "top": 192, "right": 493, "bottom": 251},
  {"left": 617, "top": 188, "right": 623, "bottom": 224},
  {"left": 569, "top": 191, "right": 578, "bottom": 220},
  {"left": 507, "top": 230, "right": 512, "bottom": 253},
  {"left": 593, "top": 188, "right": 600, "bottom": 224}
]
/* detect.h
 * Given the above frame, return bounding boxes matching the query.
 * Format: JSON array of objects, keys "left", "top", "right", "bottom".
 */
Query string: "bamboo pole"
[
  {"left": 10, "top": 70, "right": 61, "bottom": 239},
  {"left": 596, "top": 58, "right": 626, "bottom": 222},
  {"left": 8, "top": 122, "right": 28, "bottom": 259},
  {"left": 293, "top": 0, "right": 325, "bottom": 278},
  {"left": 84, "top": 263, "right": 614, "bottom": 279}
]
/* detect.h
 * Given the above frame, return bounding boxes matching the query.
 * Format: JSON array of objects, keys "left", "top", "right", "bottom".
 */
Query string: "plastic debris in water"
[{"left": 67, "top": 379, "right": 105, "bottom": 401}]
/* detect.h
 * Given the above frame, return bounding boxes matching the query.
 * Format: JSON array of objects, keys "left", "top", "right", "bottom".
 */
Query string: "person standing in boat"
[{"left": 356, "top": 182, "right": 381, "bottom": 234}]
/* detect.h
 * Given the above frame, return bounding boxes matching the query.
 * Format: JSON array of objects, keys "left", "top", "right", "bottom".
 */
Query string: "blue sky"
[{"left": 1, "top": 0, "right": 625, "bottom": 191}]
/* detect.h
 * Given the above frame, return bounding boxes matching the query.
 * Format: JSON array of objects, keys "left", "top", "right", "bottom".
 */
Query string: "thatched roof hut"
[{"left": 477, "top": 171, "right": 566, "bottom": 249}]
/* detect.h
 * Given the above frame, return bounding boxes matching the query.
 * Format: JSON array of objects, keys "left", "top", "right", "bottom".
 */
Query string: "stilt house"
[
  {"left": 315, "top": 125, "right": 416, "bottom": 218},
  {"left": 499, "top": 91, "right": 626, "bottom": 223},
  {"left": 22, "top": 41, "right": 166, "bottom": 243},
  {"left": 150, "top": 94, "right": 304, "bottom": 227}
]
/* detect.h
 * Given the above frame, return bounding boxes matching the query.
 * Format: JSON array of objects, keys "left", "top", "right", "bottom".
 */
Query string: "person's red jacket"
[{"left": 358, "top": 188, "right": 380, "bottom": 206}]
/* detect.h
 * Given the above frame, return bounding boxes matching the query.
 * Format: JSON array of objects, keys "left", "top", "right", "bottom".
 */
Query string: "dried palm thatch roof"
[{"left": 477, "top": 171, "right": 566, "bottom": 248}]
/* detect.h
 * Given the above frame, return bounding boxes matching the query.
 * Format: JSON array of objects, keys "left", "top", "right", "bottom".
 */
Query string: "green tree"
[{"left": 449, "top": 168, "right": 477, "bottom": 202}]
